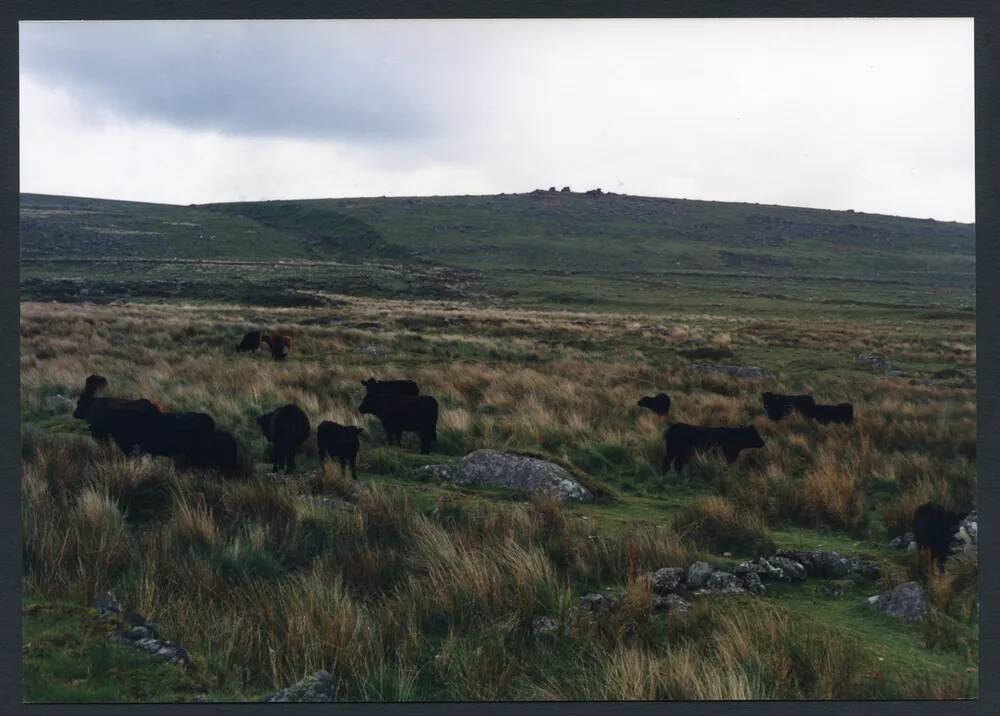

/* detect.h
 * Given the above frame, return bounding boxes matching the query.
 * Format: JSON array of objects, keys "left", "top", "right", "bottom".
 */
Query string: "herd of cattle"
[{"left": 65, "top": 329, "right": 968, "bottom": 572}]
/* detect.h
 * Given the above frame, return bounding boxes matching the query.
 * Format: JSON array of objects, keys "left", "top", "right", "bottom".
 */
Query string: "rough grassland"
[{"left": 20, "top": 294, "right": 976, "bottom": 701}]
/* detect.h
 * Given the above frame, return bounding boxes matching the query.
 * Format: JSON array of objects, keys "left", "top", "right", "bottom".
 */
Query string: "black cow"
[
  {"left": 179, "top": 428, "right": 240, "bottom": 472},
  {"left": 104, "top": 410, "right": 216, "bottom": 459},
  {"left": 236, "top": 330, "right": 263, "bottom": 352},
  {"left": 761, "top": 392, "right": 816, "bottom": 421},
  {"left": 358, "top": 393, "right": 438, "bottom": 454},
  {"left": 913, "top": 501, "right": 967, "bottom": 572},
  {"left": 257, "top": 404, "right": 310, "bottom": 472},
  {"left": 637, "top": 393, "right": 671, "bottom": 417},
  {"left": 812, "top": 403, "right": 854, "bottom": 425},
  {"left": 361, "top": 378, "right": 420, "bottom": 396},
  {"left": 317, "top": 422, "right": 364, "bottom": 479},
  {"left": 662, "top": 423, "right": 765, "bottom": 475}
]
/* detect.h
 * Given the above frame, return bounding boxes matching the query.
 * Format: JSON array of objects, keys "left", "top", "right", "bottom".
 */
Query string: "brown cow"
[{"left": 262, "top": 334, "right": 292, "bottom": 361}]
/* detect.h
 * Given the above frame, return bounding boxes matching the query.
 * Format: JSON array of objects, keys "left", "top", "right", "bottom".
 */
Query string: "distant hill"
[{"left": 19, "top": 191, "right": 974, "bottom": 315}]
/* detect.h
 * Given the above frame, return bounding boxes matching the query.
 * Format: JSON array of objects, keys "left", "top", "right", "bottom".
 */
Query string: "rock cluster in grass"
[
  {"left": 94, "top": 592, "right": 189, "bottom": 666},
  {"left": 855, "top": 352, "right": 892, "bottom": 374},
  {"left": 864, "top": 581, "right": 929, "bottom": 622},
  {"left": 264, "top": 670, "right": 335, "bottom": 703},
  {"left": 440, "top": 450, "right": 594, "bottom": 503},
  {"left": 690, "top": 362, "right": 773, "bottom": 379}
]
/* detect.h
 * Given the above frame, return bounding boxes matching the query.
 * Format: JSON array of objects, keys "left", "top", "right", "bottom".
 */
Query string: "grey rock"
[
  {"left": 578, "top": 592, "right": 618, "bottom": 613},
  {"left": 648, "top": 567, "right": 686, "bottom": 595},
  {"left": 703, "top": 571, "right": 745, "bottom": 595},
  {"left": 740, "top": 572, "right": 767, "bottom": 595},
  {"left": 532, "top": 616, "right": 559, "bottom": 635},
  {"left": 810, "top": 551, "right": 851, "bottom": 579},
  {"left": 653, "top": 593, "right": 691, "bottom": 616},
  {"left": 411, "top": 464, "right": 455, "bottom": 482},
  {"left": 770, "top": 556, "right": 807, "bottom": 582},
  {"left": 448, "top": 450, "right": 593, "bottom": 502},
  {"left": 43, "top": 394, "right": 75, "bottom": 412},
  {"left": 888, "top": 533, "right": 914, "bottom": 549},
  {"left": 296, "top": 495, "right": 357, "bottom": 512},
  {"left": 855, "top": 353, "right": 892, "bottom": 374},
  {"left": 125, "top": 626, "right": 152, "bottom": 641},
  {"left": 686, "top": 561, "right": 714, "bottom": 589},
  {"left": 865, "top": 581, "right": 929, "bottom": 622},
  {"left": 94, "top": 592, "right": 123, "bottom": 617},
  {"left": 265, "top": 670, "right": 335, "bottom": 703},
  {"left": 736, "top": 557, "right": 787, "bottom": 582}
]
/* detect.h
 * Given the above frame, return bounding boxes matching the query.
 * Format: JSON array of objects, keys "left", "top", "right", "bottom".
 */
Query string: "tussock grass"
[{"left": 20, "top": 298, "right": 976, "bottom": 700}]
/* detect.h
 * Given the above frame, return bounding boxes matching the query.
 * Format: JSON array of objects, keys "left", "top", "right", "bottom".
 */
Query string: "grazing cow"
[
  {"left": 358, "top": 393, "right": 438, "bottom": 454},
  {"left": 99, "top": 410, "right": 217, "bottom": 460},
  {"left": 662, "top": 423, "right": 765, "bottom": 475},
  {"left": 361, "top": 377, "right": 420, "bottom": 396},
  {"left": 913, "top": 501, "right": 967, "bottom": 572},
  {"left": 179, "top": 428, "right": 240, "bottom": 472},
  {"left": 317, "top": 422, "right": 364, "bottom": 479},
  {"left": 262, "top": 334, "right": 292, "bottom": 361},
  {"left": 236, "top": 330, "right": 263, "bottom": 352},
  {"left": 637, "top": 393, "right": 671, "bottom": 417},
  {"left": 811, "top": 403, "right": 854, "bottom": 425},
  {"left": 257, "top": 404, "right": 310, "bottom": 472},
  {"left": 73, "top": 375, "right": 164, "bottom": 444},
  {"left": 761, "top": 392, "right": 816, "bottom": 421}
]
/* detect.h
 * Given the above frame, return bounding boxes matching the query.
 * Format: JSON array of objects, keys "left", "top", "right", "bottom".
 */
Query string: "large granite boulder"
[
  {"left": 447, "top": 450, "right": 593, "bottom": 502},
  {"left": 865, "top": 582, "right": 929, "bottom": 622}
]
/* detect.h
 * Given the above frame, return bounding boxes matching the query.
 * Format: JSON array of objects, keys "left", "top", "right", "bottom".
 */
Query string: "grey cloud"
[{"left": 21, "top": 21, "right": 499, "bottom": 142}]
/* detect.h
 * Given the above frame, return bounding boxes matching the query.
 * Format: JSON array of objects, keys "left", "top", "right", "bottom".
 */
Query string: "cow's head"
[{"left": 73, "top": 374, "right": 109, "bottom": 419}]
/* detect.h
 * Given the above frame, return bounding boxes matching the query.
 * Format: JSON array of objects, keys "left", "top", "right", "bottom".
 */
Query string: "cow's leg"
[
  {"left": 673, "top": 454, "right": 686, "bottom": 475},
  {"left": 419, "top": 431, "right": 431, "bottom": 454},
  {"left": 662, "top": 442, "right": 674, "bottom": 475},
  {"left": 724, "top": 447, "right": 740, "bottom": 464},
  {"left": 286, "top": 446, "right": 296, "bottom": 473},
  {"left": 349, "top": 456, "right": 357, "bottom": 480}
]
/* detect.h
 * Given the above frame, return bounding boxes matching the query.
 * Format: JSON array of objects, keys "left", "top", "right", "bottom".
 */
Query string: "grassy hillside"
[{"left": 20, "top": 191, "right": 974, "bottom": 316}]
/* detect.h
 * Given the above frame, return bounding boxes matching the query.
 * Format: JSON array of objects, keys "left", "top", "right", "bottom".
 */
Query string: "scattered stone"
[
  {"left": 532, "top": 616, "right": 559, "bottom": 635},
  {"left": 888, "top": 532, "right": 915, "bottom": 550},
  {"left": 446, "top": 450, "right": 593, "bottom": 502},
  {"left": 124, "top": 626, "right": 153, "bottom": 641},
  {"left": 770, "top": 556, "right": 807, "bottom": 582},
  {"left": 736, "top": 557, "right": 788, "bottom": 582},
  {"left": 43, "top": 394, "right": 75, "bottom": 412},
  {"left": 94, "top": 592, "right": 123, "bottom": 618},
  {"left": 702, "top": 571, "right": 745, "bottom": 595},
  {"left": 652, "top": 593, "right": 691, "bottom": 616},
  {"left": 264, "top": 670, "right": 335, "bottom": 703},
  {"left": 648, "top": 567, "right": 686, "bottom": 595},
  {"left": 810, "top": 550, "right": 851, "bottom": 579},
  {"left": 355, "top": 343, "right": 388, "bottom": 358},
  {"left": 740, "top": 572, "right": 767, "bottom": 595},
  {"left": 820, "top": 579, "right": 856, "bottom": 597},
  {"left": 411, "top": 464, "right": 455, "bottom": 482},
  {"left": 855, "top": 353, "right": 892, "bottom": 374},
  {"left": 119, "top": 636, "right": 189, "bottom": 666},
  {"left": 686, "top": 561, "right": 714, "bottom": 589},
  {"left": 577, "top": 593, "right": 618, "bottom": 613},
  {"left": 865, "top": 581, "right": 929, "bottom": 622}
]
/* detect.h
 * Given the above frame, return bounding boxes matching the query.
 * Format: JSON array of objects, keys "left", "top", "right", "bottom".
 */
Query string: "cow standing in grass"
[
  {"left": 811, "top": 403, "right": 854, "bottom": 425},
  {"left": 358, "top": 393, "right": 438, "bottom": 454},
  {"left": 662, "top": 423, "right": 765, "bottom": 475},
  {"left": 317, "top": 422, "right": 364, "bottom": 479},
  {"left": 913, "top": 501, "right": 967, "bottom": 573},
  {"left": 262, "top": 334, "right": 292, "bottom": 361},
  {"left": 235, "top": 330, "right": 263, "bottom": 352},
  {"left": 257, "top": 404, "right": 310, "bottom": 472},
  {"left": 761, "top": 392, "right": 816, "bottom": 421}
]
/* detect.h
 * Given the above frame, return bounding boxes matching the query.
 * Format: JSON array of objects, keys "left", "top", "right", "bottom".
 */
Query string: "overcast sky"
[{"left": 20, "top": 18, "right": 974, "bottom": 222}]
